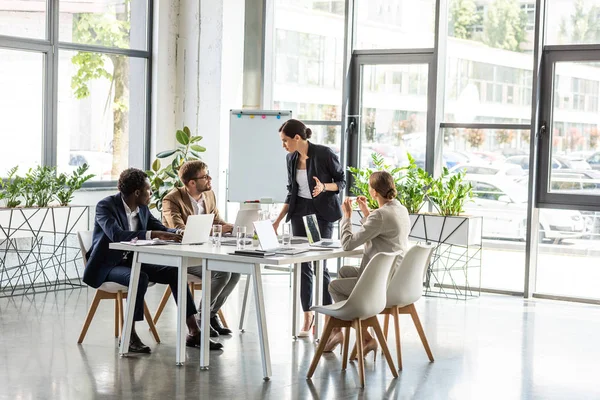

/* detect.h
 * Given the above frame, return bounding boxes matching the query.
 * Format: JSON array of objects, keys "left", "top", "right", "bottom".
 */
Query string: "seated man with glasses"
[{"left": 162, "top": 161, "right": 239, "bottom": 340}]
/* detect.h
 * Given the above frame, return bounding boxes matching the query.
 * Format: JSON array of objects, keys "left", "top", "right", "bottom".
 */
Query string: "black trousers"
[
  {"left": 105, "top": 263, "right": 197, "bottom": 322},
  {"left": 290, "top": 197, "right": 333, "bottom": 311}
]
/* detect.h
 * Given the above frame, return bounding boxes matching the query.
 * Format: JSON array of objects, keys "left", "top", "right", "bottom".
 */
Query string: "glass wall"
[{"left": 0, "top": 1, "right": 152, "bottom": 183}]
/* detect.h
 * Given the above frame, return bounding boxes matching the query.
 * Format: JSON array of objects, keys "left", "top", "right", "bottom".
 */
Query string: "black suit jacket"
[
  {"left": 285, "top": 141, "right": 346, "bottom": 223},
  {"left": 82, "top": 193, "right": 176, "bottom": 288}
]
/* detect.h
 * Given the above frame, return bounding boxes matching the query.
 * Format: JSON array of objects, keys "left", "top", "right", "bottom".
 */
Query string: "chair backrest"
[
  {"left": 77, "top": 231, "right": 93, "bottom": 266},
  {"left": 342, "top": 251, "right": 403, "bottom": 320},
  {"left": 386, "top": 243, "right": 434, "bottom": 308}
]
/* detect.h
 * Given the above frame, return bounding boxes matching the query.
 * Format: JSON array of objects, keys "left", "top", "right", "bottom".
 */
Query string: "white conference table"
[{"left": 109, "top": 242, "right": 361, "bottom": 379}]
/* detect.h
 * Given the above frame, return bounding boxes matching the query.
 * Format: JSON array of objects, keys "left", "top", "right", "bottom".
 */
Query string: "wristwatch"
[{"left": 321, "top": 183, "right": 326, "bottom": 193}]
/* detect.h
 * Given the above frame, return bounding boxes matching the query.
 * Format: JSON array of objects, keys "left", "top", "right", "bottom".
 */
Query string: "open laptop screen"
[{"left": 302, "top": 214, "right": 321, "bottom": 244}]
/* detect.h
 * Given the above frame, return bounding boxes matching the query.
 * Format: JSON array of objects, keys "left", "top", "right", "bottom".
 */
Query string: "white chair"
[
  {"left": 307, "top": 251, "right": 402, "bottom": 388},
  {"left": 76, "top": 231, "right": 161, "bottom": 344},
  {"left": 380, "top": 243, "right": 435, "bottom": 371}
]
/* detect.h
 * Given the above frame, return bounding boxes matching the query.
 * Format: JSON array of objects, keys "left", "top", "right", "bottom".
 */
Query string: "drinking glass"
[
  {"left": 236, "top": 226, "right": 247, "bottom": 250},
  {"left": 281, "top": 223, "right": 292, "bottom": 247},
  {"left": 212, "top": 225, "right": 222, "bottom": 247}
]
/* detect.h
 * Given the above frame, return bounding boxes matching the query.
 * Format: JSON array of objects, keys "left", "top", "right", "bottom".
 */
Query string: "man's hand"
[
  {"left": 222, "top": 224, "right": 234, "bottom": 234},
  {"left": 151, "top": 231, "right": 183, "bottom": 242},
  {"left": 342, "top": 198, "right": 353, "bottom": 219}
]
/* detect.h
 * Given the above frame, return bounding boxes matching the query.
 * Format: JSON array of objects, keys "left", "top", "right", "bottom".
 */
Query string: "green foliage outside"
[
  {"left": 0, "top": 165, "right": 94, "bottom": 208},
  {"left": 449, "top": 0, "right": 481, "bottom": 40},
  {"left": 559, "top": 0, "right": 600, "bottom": 44},
  {"left": 483, "top": 0, "right": 527, "bottom": 52},
  {"left": 70, "top": 2, "right": 131, "bottom": 178},
  {"left": 146, "top": 126, "right": 206, "bottom": 211}
]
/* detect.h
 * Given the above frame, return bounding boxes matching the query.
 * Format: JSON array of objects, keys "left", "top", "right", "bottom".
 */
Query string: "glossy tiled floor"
[{"left": 1, "top": 276, "right": 599, "bottom": 400}]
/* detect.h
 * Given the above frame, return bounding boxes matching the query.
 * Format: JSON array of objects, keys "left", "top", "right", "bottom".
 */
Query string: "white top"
[
  {"left": 188, "top": 192, "right": 205, "bottom": 215},
  {"left": 296, "top": 169, "right": 312, "bottom": 199},
  {"left": 122, "top": 198, "right": 152, "bottom": 239}
]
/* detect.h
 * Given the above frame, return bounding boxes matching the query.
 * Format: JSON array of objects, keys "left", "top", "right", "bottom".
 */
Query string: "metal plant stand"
[
  {"left": 0, "top": 206, "right": 89, "bottom": 298},
  {"left": 409, "top": 214, "right": 483, "bottom": 300}
]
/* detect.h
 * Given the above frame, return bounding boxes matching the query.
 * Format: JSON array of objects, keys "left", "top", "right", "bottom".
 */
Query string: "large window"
[
  {"left": 546, "top": 0, "right": 600, "bottom": 45},
  {"left": 0, "top": 1, "right": 152, "bottom": 183}
]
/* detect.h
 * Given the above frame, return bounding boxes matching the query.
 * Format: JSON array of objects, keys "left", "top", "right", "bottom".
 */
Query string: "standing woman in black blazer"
[{"left": 273, "top": 119, "right": 346, "bottom": 337}]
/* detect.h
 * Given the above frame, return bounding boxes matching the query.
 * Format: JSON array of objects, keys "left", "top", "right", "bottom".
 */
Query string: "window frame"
[{"left": 0, "top": 1, "right": 154, "bottom": 188}]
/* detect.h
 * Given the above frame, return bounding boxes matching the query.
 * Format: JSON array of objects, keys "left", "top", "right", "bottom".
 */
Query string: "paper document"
[{"left": 120, "top": 239, "right": 178, "bottom": 246}]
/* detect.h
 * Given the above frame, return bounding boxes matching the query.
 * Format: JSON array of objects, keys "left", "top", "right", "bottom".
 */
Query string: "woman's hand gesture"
[
  {"left": 356, "top": 196, "right": 370, "bottom": 217},
  {"left": 342, "top": 197, "right": 353, "bottom": 218},
  {"left": 312, "top": 177, "right": 325, "bottom": 197}
]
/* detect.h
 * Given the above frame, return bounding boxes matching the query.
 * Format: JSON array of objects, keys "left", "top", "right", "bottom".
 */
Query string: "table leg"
[
  {"left": 314, "top": 260, "right": 323, "bottom": 341},
  {"left": 200, "top": 259, "right": 211, "bottom": 370},
  {"left": 292, "top": 262, "right": 300, "bottom": 339},
  {"left": 252, "top": 263, "right": 272, "bottom": 380},
  {"left": 239, "top": 276, "right": 251, "bottom": 332},
  {"left": 119, "top": 252, "right": 141, "bottom": 356},
  {"left": 176, "top": 257, "right": 188, "bottom": 365}
]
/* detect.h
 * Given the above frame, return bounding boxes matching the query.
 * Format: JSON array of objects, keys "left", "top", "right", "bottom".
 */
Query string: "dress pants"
[
  {"left": 105, "top": 263, "right": 197, "bottom": 322},
  {"left": 187, "top": 268, "right": 241, "bottom": 317},
  {"left": 328, "top": 265, "right": 359, "bottom": 303},
  {"left": 289, "top": 197, "right": 333, "bottom": 312}
]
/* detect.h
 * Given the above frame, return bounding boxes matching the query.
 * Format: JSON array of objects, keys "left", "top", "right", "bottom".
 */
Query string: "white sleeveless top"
[{"left": 296, "top": 169, "right": 312, "bottom": 199}]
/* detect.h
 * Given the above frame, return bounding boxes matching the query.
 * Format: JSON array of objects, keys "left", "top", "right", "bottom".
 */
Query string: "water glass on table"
[
  {"left": 212, "top": 224, "right": 222, "bottom": 247},
  {"left": 236, "top": 226, "right": 247, "bottom": 250},
  {"left": 281, "top": 223, "right": 292, "bottom": 247}
]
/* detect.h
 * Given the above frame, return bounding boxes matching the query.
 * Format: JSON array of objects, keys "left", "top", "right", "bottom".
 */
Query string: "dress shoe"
[
  {"left": 298, "top": 315, "right": 315, "bottom": 338},
  {"left": 197, "top": 318, "right": 220, "bottom": 337},
  {"left": 186, "top": 332, "right": 224, "bottom": 351},
  {"left": 323, "top": 331, "right": 344, "bottom": 353},
  {"left": 210, "top": 315, "right": 232, "bottom": 335},
  {"left": 120, "top": 336, "right": 151, "bottom": 354}
]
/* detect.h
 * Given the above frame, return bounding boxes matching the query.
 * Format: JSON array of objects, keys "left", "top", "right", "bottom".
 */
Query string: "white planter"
[{"left": 409, "top": 214, "right": 482, "bottom": 247}]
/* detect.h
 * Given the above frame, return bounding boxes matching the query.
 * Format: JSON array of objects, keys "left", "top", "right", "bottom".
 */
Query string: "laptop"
[
  {"left": 302, "top": 214, "right": 342, "bottom": 248},
  {"left": 221, "top": 209, "right": 261, "bottom": 245},
  {"left": 253, "top": 220, "right": 309, "bottom": 255},
  {"left": 182, "top": 214, "right": 215, "bottom": 245}
]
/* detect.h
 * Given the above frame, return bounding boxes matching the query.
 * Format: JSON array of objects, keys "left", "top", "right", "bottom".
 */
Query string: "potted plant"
[
  {"left": 147, "top": 126, "right": 206, "bottom": 211},
  {"left": 0, "top": 167, "right": 23, "bottom": 208},
  {"left": 55, "top": 164, "right": 94, "bottom": 206}
]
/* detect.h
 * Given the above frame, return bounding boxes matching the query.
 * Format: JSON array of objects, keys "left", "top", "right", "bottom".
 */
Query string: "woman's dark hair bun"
[
  {"left": 305, "top": 128, "right": 312, "bottom": 139},
  {"left": 386, "top": 188, "right": 397, "bottom": 200}
]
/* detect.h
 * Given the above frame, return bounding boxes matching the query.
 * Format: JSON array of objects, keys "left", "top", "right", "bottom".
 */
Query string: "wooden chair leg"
[
  {"left": 307, "top": 317, "right": 335, "bottom": 379},
  {"left": 144, "top": 301, "right": 161, "bottom": 343},
  {"left": 356, "top": 319, "right": 366, "bottom": 388},
  {"left": 409, "top": 304, "right": 434, "bottom": 362},
  {"left": 117, "top": 291, "right": 125, "bottom": 338},
  {"left": 78, "top": 291, "right": 103, "bottom": 344},
  {"left": 114, "top": 298, "right": 119, "bottom": 338},
  {"left": 350, "top": 342, "right": 357, "bottom": 361},
  {"left": 152, "top": 286, "right": 172, "bottom": 326},
  {"left": 383, "top": 313, "right": 390, "bottom": 341},
  {"left": 217, "top": 309, "right": 229, "bottom": 329},
  {"left": 369, "top": 317, "right": 398, "bottom": 378},
  {"left": 393, "top": 306, "right": 403, "bottom": 371},
  {"left": 341, "top": 326, "right": 351, "bottom": 371}
]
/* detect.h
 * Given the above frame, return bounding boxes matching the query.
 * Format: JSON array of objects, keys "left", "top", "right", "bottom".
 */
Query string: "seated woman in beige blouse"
[{"left": 325, "top": 171, "right": 411, "bottom": 354}]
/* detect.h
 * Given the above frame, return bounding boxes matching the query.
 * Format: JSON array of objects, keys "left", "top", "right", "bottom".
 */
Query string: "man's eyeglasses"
[{"left": 193, "top": 172, "right": 211, "bottom": 181}]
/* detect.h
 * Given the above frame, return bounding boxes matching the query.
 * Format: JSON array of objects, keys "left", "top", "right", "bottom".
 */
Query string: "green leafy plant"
[
  {"left": 56, "top": 164, "right": 95, "bottom": 206},
  {"left": 24, "top": 166, "right": 60, "bottom": 208},
  {"left": 428, "top": 168, "right": 473, "bottom": 216},
  {"left": 348, "top": 153, "right": 404, "bottom": 210},
  {"left": 0, "top": 167, "right": 23, "bottom": 208},
  {"left": 348, "top": 153, "right": 433, "bottom": 214},
  {"left": 396, "top": 154, "right": 434, "bottom": 214},
  {"left": 147, "top": 126, "right": 206, "bottom": 210}
]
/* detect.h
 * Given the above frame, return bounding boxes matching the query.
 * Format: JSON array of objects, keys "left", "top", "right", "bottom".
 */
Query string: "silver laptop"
[
  {"left": 221, "top": 209, "right": 261, "bottom": 244},
  {"left": 253, "top": 220, "right": 309, "bottom": 255},
  {"left": 182, "top": 214, "right": 215, "bottom": 245},
  {"left": 302, "top": 214, "right": 341, "bottom": 248}
]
